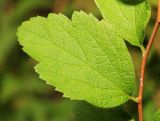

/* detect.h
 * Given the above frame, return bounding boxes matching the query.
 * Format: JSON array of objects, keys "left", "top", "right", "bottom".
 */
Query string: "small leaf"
[
  {"left": 94, "top": 0, "right": 151, "bottom": 46},
  {"left": 17, "top": 11, "right": 135, "bottom": 108},
  {"left": 153, "top": 109, "right": 160, "bottom": 121}
]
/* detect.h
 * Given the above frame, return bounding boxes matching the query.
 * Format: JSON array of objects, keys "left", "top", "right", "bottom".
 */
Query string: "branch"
[{"left": 138, "top": 1, "right": 160, "bottom": 121}]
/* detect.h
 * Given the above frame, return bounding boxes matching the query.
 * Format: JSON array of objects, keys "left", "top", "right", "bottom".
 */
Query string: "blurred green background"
[{"left": 0, "top": 0, "right": 160, "bottom": 121}]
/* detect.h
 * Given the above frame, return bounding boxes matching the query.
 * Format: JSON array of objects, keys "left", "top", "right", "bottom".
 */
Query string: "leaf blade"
[
  {"left": 94, "top": 0, "right": 151, "bottom": 46},
  {"left": 17, "top": 11, "right": 135, "bottom": 108}
]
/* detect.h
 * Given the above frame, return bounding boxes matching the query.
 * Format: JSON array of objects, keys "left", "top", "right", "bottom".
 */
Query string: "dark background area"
[{"left": 0, "top": 0, "right": 160, "bottom": 121}]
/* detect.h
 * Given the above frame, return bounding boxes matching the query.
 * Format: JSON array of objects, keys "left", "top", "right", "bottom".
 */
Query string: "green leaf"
[
  {"left": 94, "top": 0, "right": 151, "bottom": 46},
  {"left": 74, "top": 101, "right": 132, "bottom": 121},
  {"left": 153, "top": 109, "right": 160, "bottom": 121},
  {"left": 17, "top": 11, "right": 135, "bottom": 108}
]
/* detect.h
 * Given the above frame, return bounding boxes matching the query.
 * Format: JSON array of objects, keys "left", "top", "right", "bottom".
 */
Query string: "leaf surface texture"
[
  {"left": 17, "top": 11, "right": 135, "bottom": 108},
  {"left": 95, "top": 0, "right": 151, "bottom": 46}
]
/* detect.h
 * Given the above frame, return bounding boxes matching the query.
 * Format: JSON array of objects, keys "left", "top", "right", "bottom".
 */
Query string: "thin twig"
[{"left": 138, "top": 1, "right": 160, "bottom": 121}]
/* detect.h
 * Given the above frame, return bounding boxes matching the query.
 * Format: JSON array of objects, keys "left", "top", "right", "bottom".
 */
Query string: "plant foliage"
[
  {"left": 16, "top": 0, "right": 159, "bottom": 120},
  {"left": 17, "top": 10, "right": 137, "bottom": 107}
]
